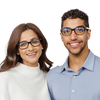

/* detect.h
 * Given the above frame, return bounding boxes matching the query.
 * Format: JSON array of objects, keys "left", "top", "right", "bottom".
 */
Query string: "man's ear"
[
  {"left": 57, "top": 32, "right": 62, "bottom": 44},
  {"left": 88, "top": 27, "right": 94, "bottom": 42},
  {"left": 57, "top": 32, "right": 67, "bottom": 52},
  {"left": 57, "top": 32, "right": 61, "bottom": 40}
]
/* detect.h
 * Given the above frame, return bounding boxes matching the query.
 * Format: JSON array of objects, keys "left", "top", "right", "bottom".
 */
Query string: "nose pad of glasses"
[
  {"left": 71, "top": 29, "right": 77, "bottom": 35},
  {"left": 27, "top": 42, "right": 34, "bottom": 49}
]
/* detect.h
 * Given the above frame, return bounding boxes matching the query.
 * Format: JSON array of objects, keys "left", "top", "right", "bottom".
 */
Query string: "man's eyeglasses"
[
  {"left": 17, "top": 38, "right": 41, "bottom": 50},
  {"left": 61, "top": 26, "right": 89, "bottom": 36}
]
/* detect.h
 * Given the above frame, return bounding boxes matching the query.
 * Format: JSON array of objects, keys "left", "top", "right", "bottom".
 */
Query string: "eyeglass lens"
[
  {"left": 75, "top": 27, "right": 85, "bottom": 34},
  {"left": 19, "top": 39, "right": 40, "bottom": 49},
  {"left": 62, "top": 26, "right": 85, "bottom": 36},
  {"left": 31, "top": 39, "right": 40, "bottom": 46}
]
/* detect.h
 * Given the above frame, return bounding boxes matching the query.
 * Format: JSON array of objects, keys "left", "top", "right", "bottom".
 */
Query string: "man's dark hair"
[{"left": 61, "top": 9, "right": 89, "bottom": 28}]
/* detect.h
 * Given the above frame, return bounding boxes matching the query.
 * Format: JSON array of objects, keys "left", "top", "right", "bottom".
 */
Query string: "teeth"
[
  {"left": 27, "top": 53, "right": 36, "bottom": 56},
  {"left": 70, "top": 43, "right": 79, "bottom": 46}
]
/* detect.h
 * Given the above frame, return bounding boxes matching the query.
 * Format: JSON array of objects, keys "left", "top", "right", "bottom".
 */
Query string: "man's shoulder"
[
  {"left": 94, "top": 54, "right": 100, "bottom": 67},
  {"left": 47, "top": 64, "right": 63, "bottom": 78}
]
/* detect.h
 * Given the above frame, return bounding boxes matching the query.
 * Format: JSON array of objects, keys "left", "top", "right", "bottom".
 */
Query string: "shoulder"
[
  {"left": 0, "top": 71, "right": 10, "bottom": 79},
  {"left": 47, "top": 65, "right": 62, "bottom": 79},
  {"left": 42, "top": 70, "right": 47, "bottom": 78},
  {"left": 94, "top": 55, "right": 100, "bottom": 68},
  {"left": 0, "top": 69, "right": 17, "bottom": 97},
  {"left": 88, "top": 52, "right": 100, "bottom": 72},
  {"left": 0, "top": 67, "right": 17, "bottom": 82},
  {"left": 48, "top": 66, "right": 60, "bottom": 73},
  {"left": 0, "top": 71, "right": 11, "bottom": 86},
  {"left": 93, "top": 53, "right": 100, "bottom": 66},
  {"left": 0, "top": 71, "right": 12, "bottom": 83}
]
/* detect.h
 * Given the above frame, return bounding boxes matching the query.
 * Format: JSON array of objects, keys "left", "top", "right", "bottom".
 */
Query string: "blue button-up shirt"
[{"left": 47, "top": 51, "right": 100, "bottom": 100}]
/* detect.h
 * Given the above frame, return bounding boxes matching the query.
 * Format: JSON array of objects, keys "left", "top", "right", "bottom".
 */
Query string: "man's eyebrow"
[{"left": 63, "top": 25, "right": 85, "bottom": 29}]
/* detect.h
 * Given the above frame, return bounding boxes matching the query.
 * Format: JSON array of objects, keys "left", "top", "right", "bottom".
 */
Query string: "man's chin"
[
  {"left": 69, "top": 52, "right": 80, "bottom": 55},
  {"left": 68, "top": 49, "right": 83, "bottom": 55}
]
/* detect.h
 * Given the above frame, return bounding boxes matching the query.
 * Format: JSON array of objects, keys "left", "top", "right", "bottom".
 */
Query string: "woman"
[{"left": 0, "top": 23, "right": 53, "bottom": 100}]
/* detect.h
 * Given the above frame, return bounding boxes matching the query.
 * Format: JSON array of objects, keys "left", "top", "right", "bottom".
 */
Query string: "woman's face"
[{"left": 18, "top": 29, "right": 43, "bottom": 67}]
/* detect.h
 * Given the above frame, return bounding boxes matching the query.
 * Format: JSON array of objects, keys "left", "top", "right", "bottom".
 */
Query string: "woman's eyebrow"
[
  {"left": 31, "top": 37, "right": 39, "bottom": 40},
  {"left": 19, "top": 37, "right": 39, "bottom": 42}
]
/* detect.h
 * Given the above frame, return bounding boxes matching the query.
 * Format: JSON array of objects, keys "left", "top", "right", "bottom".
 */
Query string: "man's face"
[{"left": 60, "top": 18, "right": 91, "bottom": 55}]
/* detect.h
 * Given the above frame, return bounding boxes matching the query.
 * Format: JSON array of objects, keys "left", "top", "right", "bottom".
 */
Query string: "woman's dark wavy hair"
[{"left": 0, "top": 23, "right": 53, "bottom": 72}]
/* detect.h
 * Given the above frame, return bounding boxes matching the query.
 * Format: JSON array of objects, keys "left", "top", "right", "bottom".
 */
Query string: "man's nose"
[{"left": 70, "top": 30, "right": 78, "bottom": 40}]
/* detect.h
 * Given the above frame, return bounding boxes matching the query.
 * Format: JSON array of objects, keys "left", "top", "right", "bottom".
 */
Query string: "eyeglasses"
[
  {"left": 61, "top": 26, "right": 89, "bottom": 36},
  {"left": 17, "top": 38, "right": 41, "bottom": 50}
]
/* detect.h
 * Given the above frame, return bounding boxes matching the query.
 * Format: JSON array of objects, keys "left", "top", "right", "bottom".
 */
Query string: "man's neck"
[{"left": 68, "top": 49, "right": 90, "bottom": 72}]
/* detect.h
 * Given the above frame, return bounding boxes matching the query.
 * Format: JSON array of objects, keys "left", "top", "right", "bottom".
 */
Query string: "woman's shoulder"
[
  {"left": 0, "top": 70, "right": 15, "bottom": 96},
  {"left": 40, "top": 70, "right": 47, "bottom": 78},
  {"left": 0, "top": 67, "right": 17, "bottom": 81},
  {"left": 0, "top": 63, "right": 20, "bottom": 78},
  {"left": 0, "top": 70, "right": 11, "bottom": 80},
  {"left": 0, "top": 71, "right": 11, "bottom": 87}
]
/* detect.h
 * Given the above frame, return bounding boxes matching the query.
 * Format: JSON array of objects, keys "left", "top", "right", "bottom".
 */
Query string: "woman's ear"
[{"left": 17, "top": 50, "right": 20, "bottom": 55}]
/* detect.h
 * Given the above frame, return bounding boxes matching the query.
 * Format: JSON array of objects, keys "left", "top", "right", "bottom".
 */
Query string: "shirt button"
[
  {"left": 72, "top": 90, "right": 75, "bottom": 92},
  {"left": 74, "top": 75, "right": 76, "bottom": 78}
]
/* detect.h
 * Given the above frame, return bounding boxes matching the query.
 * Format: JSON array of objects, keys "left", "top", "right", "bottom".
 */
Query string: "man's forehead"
[{"left": 63, "top": 18, "right": 85, "bottom": 28}]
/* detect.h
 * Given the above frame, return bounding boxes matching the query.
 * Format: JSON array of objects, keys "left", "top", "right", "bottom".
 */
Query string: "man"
[{"left": 47, "top": 9, "right": 100, "bottom": 100}]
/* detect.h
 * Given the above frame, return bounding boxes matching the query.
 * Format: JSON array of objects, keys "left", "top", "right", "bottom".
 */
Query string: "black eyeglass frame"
[
  {"left": 17, "top": 38, "right": 41, "bottom": 50},
  {"left": 61, "top": 25, "right": 89, "bottom": 36}
]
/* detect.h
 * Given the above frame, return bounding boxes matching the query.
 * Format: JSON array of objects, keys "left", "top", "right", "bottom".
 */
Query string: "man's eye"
[
  {"left": 76, "top": 27, "right": 84, "bottom": 31},
  {"left": 63, "top": 28, "right": 70, "bottom": 33}
]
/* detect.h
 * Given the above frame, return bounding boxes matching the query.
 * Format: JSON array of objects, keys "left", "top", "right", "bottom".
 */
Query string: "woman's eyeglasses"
[
  {"left": 17, "top": 38, "right": 41, "bottom": 50},
  {"left": 61, "top": 26, "right": 89, "bottom": 36}
]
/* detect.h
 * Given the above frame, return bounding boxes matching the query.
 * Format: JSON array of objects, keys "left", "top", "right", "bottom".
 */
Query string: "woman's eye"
[
  {"left": 33, "top": 41, "right": 38, "bottom": 43},
  {"left": 32, "top": 40, "right": 39, "bottom": 43},
  {"left": 20, "top": 42, "right": 26, "bottom": 46}
]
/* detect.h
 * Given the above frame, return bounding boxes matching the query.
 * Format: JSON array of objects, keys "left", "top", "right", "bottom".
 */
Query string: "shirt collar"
[
  {"left": 59, "top": 50, "right": 95, "bottom": 73},
  {"left": 82, "top": 50, "right": 94, "bottom": 71}
]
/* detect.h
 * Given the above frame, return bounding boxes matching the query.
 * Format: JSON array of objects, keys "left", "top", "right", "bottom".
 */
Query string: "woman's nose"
[{"left": 27, "top": 43, "right": 34, "bottom": 51}]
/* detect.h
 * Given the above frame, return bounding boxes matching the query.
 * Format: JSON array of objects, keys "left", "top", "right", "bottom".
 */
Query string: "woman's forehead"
[{"left": 19, "top": 29, "right": 38, "bottom": 42}]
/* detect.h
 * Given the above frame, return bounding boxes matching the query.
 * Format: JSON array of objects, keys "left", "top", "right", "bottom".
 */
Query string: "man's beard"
[{"left": 65, "top": 40, "right": 88, "bottom": 55}]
